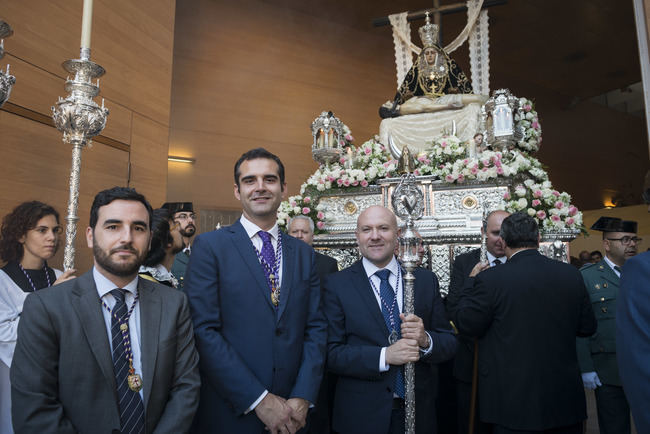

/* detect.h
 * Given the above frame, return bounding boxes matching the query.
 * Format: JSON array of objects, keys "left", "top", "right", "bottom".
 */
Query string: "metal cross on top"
[{"left": 373, "top": 0, "right": 506, "bottom": 45}]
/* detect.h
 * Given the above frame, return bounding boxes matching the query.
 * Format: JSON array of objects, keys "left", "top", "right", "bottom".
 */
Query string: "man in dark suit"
[
  {"left": 616, "top": 190, "right": 650, "bottom": 433},
  {"left": 185, "top": 148, "right": 327, "bottom": 433},
  {"left": 164, "top": 201, "right": 196, "bottom": 290},
  {"left": 287, "top": 214, "right": 338, "bottom": 434},
  {"left": 446, "top": 210, "right": 509, "bottom": 434},
  {"left": 323, "top": 205, "right": 456, "bottom": 434},
  {"left": 452, "top": 212, "right": 596, "bottom": 434},
  {"left": 10, "top": 187, "right": 200, "bottom": 433}
]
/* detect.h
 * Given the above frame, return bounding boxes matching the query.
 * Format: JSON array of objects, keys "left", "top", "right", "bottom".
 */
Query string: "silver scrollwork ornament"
[
  {"left": 52, "top": 48, "right": 109, "bottom": 270},
  {"left": 0, "top": 20, "right": 16, "bottom": 108}
]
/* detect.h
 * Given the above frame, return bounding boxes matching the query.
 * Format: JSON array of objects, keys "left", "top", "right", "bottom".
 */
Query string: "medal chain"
[
  {"left": 18, "top": 262, "right": 52, "bottom": 291},
  {"left": 102, "top": 290, "right": 141, "bottom": 389},
  {"left": 253, "top": 232, "right": 282, "bottom": 304},
  {"left": 368, "top": 266, "right": 402, "bottom": 334}
]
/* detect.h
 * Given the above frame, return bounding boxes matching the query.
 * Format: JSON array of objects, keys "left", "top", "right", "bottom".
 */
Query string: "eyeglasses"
[
  {"left": 606, "top": 236, "right": 642, "bottom": 246},
  {"left": 174, "top": 213, "right": 196, "bottom": 221},
  {"left": 170, "top": 221, "right": 181, "bottom": 231}
]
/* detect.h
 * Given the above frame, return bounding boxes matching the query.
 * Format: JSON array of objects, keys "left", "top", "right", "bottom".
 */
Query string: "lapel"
[
  {"left": 350, "top": 261, "right": 390, "bottom": 337},
  {"left": 598, "top": 260, "right": 620, "bottom": 287},
  {"left": 70, "top": 270, "right": 117, "bottom": 396},
  {"left": 228, "top": 221, "right": 276, "bottom": 311},
  {"left": 276, "top": 233, "right": 294, "bottom": 323},
  {"left": 138, "top": 278, "right": 161, "bottom": 409}
]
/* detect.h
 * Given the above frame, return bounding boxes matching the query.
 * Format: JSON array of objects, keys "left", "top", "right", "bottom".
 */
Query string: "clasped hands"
[
  {"left": 385, "top": 313, "right": 430, "bottom": 366},
  {"left": 255, "top": 393, "right": 309, "bottom": 434}
]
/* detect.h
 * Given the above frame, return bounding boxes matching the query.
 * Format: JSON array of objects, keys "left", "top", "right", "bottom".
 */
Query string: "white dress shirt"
[
  {"left": 361, "top": 256, "right": 433, "bottom": 372},
  {"left": 239, "top": 215, "right": 285, "bottom": 412},
  {"left": 604, "top": 255, "right": 621, "bottom": 278},
  {"left": 93, "top": 267, "right": 143, "bottom": 399}
]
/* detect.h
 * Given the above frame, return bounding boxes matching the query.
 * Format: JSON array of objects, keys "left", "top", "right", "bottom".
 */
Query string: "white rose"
[
  {"left": 317, "top": 184, "right": 325, "bottom": 191},
  {"left": 293, "top": 206, "right": 301, "bottom": 214},
  {"left": 524, "top": 179, "right": 535, "bottom": 188},
  {"left": 518, "top": 198, "right": 528, "bottom": 208},
  {"left": 527, "top": 208, "right": 536, "bottom": 217}
]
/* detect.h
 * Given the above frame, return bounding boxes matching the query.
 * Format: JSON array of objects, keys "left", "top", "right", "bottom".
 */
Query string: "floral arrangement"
[
  {"left": 515, "top": 97, "right": 542, "bottom": 153},
  {"left": 300, "top": 139, "right": 398, "bottom": 194},
  {"left": 277, "top": 194, "right": 328, "bottom": 234},
  {"left": 503, "top": 179, "right": 583, "bottom": 231}
]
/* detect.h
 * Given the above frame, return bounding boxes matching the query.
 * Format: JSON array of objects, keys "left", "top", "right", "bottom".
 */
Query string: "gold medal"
[
  {"left": 128, "top": 373, "right": 143, "bottom": 392},
  {"left": 271, "top": 290, "right": 279, "bottom": 307},
  {"left": 120, "top": 323, "right": 128, "bottom": 332}
]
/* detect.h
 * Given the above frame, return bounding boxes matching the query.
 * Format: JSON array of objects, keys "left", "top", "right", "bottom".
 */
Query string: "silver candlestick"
[
  {"left": 0, "top": 20, "right": 16, "bottom": 108},
  {"left": 392, "top": 173, "right": 424, "bottom": 434},
  {"left": 52, "top": 47, "right": 109, "bottom": 270}
]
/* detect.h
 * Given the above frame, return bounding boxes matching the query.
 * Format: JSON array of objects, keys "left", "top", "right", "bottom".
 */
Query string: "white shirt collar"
[
  {"left": 240, "top": 214, "right": 279, "bottom": 241},
  {"left": 362, "top": 255, "right": 400, "bottom": 279},
  {"left": 486, "top": 250, "right": 507, "bottom": 266},
  {"left": 603, "top": 255, "right": 621, "bottom": 276},
  {"left": 93, "top": 266, "right": 138, "bottom": 298}
]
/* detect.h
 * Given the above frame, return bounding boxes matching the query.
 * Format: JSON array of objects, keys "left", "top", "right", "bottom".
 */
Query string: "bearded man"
[{"left": 10, "top": 187, "right": 200, "bottom": 433}]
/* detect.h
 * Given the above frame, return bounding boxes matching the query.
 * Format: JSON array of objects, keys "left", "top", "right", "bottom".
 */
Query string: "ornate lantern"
[
  {"left": 483, "top": 89, "right": 523, "bottom": 150},
  {"left": 0, "top": 20, "right": 16, "bottom": 108},
  {"left": 311, "top": 111, "right": 344, "bottom": 166}
]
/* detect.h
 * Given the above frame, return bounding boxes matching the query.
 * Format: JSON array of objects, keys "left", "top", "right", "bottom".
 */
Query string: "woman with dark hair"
[
  {"left": 138, "top": 208, "right": 184, "bottom": 288},
  {"left": 0, "top": 200, "right": 75, "bottom": 433}
]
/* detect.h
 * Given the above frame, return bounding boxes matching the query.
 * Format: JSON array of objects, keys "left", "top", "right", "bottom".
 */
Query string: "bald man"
[{"left": 323, "top": 206, "right": 456, "bottom": 434}]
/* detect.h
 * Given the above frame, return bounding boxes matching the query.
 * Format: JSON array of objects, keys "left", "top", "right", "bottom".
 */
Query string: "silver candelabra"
[
  {"left": 52, "top": 47, "right": 109, "bottom": 270},
  {"left": 0, "top": 19, "right": 16, "bottom": 108},
  {"left": 392, "top": 172, "right": 425, "bottom": 434}
]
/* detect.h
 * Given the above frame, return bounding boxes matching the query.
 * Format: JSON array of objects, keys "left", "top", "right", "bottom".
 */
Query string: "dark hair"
[
  {"left": 0, "top": 201, "right": 60, "bottom": 262},
  {"left": 590, "top": 250, "right": 602, "bottom": 257},
  {"left": 499, "top": 212, "right": 539, "bottom": 249},
  {"left": 233, "top": 148, "right": 285, "bottom": 187},
  {"left": 143, "top": 208, "right": 173, "bottom": 267},
  {"left": 89, "top": 187, "right": 153, "bottom": 229}
]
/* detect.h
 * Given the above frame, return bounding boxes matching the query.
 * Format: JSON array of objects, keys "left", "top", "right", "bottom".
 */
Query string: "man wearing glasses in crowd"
[
  {"left": 577, "top": 217, "right": 640, "bottom": 434},
  {"left": 163, "top": 202, "right": 196, "bottom": 289}
]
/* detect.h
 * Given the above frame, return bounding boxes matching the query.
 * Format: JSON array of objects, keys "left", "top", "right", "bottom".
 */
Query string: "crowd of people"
[{"left": 0, "top": 147, "right": 648, "bottom": 434}]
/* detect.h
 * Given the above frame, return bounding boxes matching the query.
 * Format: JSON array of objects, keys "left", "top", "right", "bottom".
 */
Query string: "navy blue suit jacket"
[
  {"left": 323, "top": 260, "right": 457, "bottom": 434},
  {"left": 185, "top": 221, "right": 327, "bottom": 433},
  {"left": 617, "top": 251, "right": 650, "bottom": 434}
]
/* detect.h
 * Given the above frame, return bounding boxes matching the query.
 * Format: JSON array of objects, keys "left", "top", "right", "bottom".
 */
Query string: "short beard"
[
  {"left": 93, "top": 242, "right": 145, "bottom": 277},
  {"left": 180, "top": 225, "right": 195, "bottom": 238}
]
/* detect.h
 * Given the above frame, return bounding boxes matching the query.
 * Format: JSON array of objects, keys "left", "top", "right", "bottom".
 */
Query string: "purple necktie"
[{"left": 257, "top": 231, "right": 279, "bottom": 305}]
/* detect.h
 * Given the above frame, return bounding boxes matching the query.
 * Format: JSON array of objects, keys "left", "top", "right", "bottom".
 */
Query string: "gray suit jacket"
[{"left": 10, "top": 270, "right": 200, "bottom": 434}]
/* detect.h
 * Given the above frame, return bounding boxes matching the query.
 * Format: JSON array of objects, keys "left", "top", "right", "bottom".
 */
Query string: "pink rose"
[
  {"left": 343, "top": 179, "right": 350, "bottom": 186},
  {"left": 360, "top": 180, "right": 369, "bottom": 187},
  {"left": 482, "top": 159, "right": 490, "bottom": 166},
  {"left": 555, "top": 201, "right": 564, "bottom": 209},
  {"left": 536, "top": 210, "right": 546, "bottom": 219},
  {"left": 339, "top": 157, "right": 346, "bottom": 164},
  {"left": 327, "top": 176, "right": 335, "bottom": 182},
  {"left": 337, "top": 179, "right": 343, "bottom": 186},
  {"left": 418, "top": 155, "right": 427, "bottom": 162},
  {"left": 566, "top": 217, "right": 575, "bottom": 225},
  {"left": 317, "top": 211, "right": 324, "bottom": 219},
  {"left": 303, "top": 197, "right": 311, "bottom": 203},
  {"left": 471, "top": 167, "right": 478, "bottom": 175},
  {"left": 302, "top": 207, "right": 310, "bottom": 215},
  {"left": 496, "top": 167, "right": 504, "bottom": 175},
  {"left": 532, "top": 199, "right": 541, "bottom": 207},
  {"left": 383, "top": 162, "right": 390, "bottom": 168},
  {"left": 414, "top": 170, "right": 420, "bottom": 176},
  {"left": 316, "top": 221, "right": 325, "bottom": 230},
  {"left": 445, "top": 174, "right": 455, "bottom": 182},
  {"left": 482, "top": 167, "right": 488, "bottom": 172},
  {"left": 495, "top": 160, "right": 502, "bottom": 168},
  {"left": 290, "top": 201, "right": 297, "bottom": 207},
  {"left": 352, "top": 181, "right": 359, "bottom": 186},
  {"left": 532, "top": 121, "right": 540, "bottom": 130},
  {"left": 568, "top": 205, "right": 578, "bottom": 216},
  {"left": 533, "top": 190, "right": 543, "bottom": 198},
  {"left": 551, "top": 215, "right": 561, "bottom": 222},
  {"left": 524, "top": 104, "right": 532, "bottom": 112},
  {"left": 441, "top": 141, "right": 448, "bottom": 148},
  {"left": 457, "top": 174, "right": 465, "bottom": 182},
  {"left": 345, "top": 134, "right": 354, "bottom": 142},
  {"left": 318, "top": 179, "right": 324, "bottom": 184},
  {"left": 364, "top": 147, "right": 372, "bottom": 155},
  {"left": 552, "top": 191, "right": 560, "bottom": 197},
  {"left": 504, "top": 191, "right": 511, "bottom": 200}
]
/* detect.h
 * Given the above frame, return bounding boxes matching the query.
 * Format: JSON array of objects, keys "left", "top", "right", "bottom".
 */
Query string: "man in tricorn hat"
[
  {"left": 162, "top": 202, "right": 196, "bottom": 289},
  {"left": 577, "top": 216, "right": 640, "bottom": 434}
]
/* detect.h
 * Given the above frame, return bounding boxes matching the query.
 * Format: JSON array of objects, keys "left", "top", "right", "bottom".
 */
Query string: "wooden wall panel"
[
  {"left": 0, "top": 111, "right": 129, "bottom": 272},
  {"left": 0, "top": 0, "right": 175, "bottom": 273},
  {"left": 129, "top": 113, "right": 170, "bottom": 208}
]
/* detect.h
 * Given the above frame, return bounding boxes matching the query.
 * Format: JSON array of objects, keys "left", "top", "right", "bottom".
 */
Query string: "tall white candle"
[{"left": 80, "top": 0, "right": 94, "bottom": 49}]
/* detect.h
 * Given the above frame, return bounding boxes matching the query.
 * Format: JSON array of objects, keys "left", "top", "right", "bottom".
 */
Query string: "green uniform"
[
  {"left": 171, "top": 250, "right": 190, "bottom": 290},
  {"left": 576, "top": 260, "right": 621, "bottom": 385}
]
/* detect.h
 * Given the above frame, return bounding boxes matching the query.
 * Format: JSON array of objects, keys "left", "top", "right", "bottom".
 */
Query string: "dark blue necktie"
[
  {"left": 110, "top": 289, "right": 145, "bottom": 434},
  {"left": 375, "top": 269, "right": 405, "bottom": 398}
]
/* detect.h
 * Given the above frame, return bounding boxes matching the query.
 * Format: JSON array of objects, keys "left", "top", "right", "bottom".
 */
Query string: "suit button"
[
  {"left": 275, "top": 328, "right": 282, "bottom": 336},
  {"left": 600, "top": 346, "right": 604, "bottom": 352},
  {"left": 601, "top": 307, "right": 607, "bottom": 313}
]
